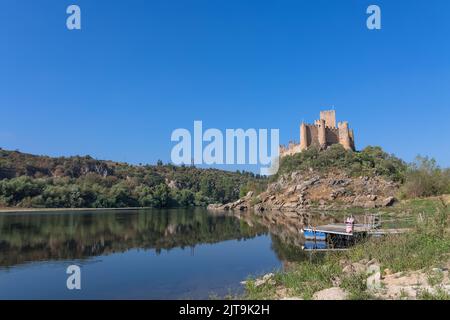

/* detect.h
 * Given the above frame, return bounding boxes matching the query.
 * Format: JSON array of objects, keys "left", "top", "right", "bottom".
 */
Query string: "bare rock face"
[
  {"left": 207, "top": 203, "right": 221, "bottom": 211},
  {"left": 313, "top": 287, "right": 349, "bottom": 300},
  {"left": 167, "top": 180, "right": 179, "bottom": 190},
  {"left": 206, "top": 203, "right": 230, "bottom": 211},
  {"left": 240, "top": 273, "right": 276, "bottom": 288},
  {"left": 382, "top": 196, "right": 396, "bottom": 207},
  {"left": 342, "top": 262, "right": 367, "bottom": 275},
  {"left": 377, "top": 268, "right": 450, "bottom": 300},
  {"left": 353, "top": 195, "right": 377, "bottom": 208},
  {"left": 207, "top": 170, "right": 399, "bottom": 213},
  {"left": 364, "top": 201, "right": 377, "bottom": 209}
]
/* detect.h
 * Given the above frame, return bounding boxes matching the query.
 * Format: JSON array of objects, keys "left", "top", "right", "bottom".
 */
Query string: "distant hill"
[{"left": 0, "top": 148, "right": 266, "bottom": 209}]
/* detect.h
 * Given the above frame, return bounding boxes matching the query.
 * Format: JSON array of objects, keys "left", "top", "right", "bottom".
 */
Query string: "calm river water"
[{"left": 0, "top": 208, "right": 310, "bottom": 299}]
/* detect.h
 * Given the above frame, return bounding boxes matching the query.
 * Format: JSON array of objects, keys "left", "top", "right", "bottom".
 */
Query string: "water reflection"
[
  {"left": 0, "top": 209, "right": 272, "bottom": 268},
  {"left": 0, "top": 208, "right": 346, "bottom": 268},
  {"left": 0, "top": 209, "right": 339, "bottom": 299}
]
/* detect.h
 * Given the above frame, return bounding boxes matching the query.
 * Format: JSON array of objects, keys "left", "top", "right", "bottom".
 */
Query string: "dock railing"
[{"left": 363, "top": 213, "right": 381, "bottom": 230}]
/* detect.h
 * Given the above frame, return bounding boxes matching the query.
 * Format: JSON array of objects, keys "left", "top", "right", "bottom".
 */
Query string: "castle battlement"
[{"left": 280, "top": 110, "right": 355, "bottom": 158}]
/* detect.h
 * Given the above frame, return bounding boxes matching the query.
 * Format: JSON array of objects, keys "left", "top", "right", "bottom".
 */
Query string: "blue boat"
[{"left": 302, "top": 228, "right": 327, "bottom": 241}]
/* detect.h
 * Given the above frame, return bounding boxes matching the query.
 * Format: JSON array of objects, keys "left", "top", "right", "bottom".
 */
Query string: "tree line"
[{"left": 0, "top": 149, "right": 266, "bottom": 208}]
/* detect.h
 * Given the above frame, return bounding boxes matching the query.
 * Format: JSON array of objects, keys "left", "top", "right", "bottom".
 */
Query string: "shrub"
[
  {"left": 400, "top": 156, "right": 450, "bottom": 199},
  {"left": 274, "top": 145, "right": 407, "bottom": 182}
]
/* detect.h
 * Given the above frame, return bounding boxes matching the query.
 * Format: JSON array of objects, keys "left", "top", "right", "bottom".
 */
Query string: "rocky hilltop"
[
  {"left": 209, "top": 145, "right": 406, "bottom": 212},
  {"left": 209, "top": 170, "right": 398, "bottom": 212}
]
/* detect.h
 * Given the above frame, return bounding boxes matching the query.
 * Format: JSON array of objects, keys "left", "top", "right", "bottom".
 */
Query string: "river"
[{"left": 0, "top": 208, "right": 312, "bottom": 299}]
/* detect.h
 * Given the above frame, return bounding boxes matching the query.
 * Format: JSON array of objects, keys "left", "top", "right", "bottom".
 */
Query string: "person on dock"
[{"left": 345, "top": 216, "right": 355, "bottom": 234}]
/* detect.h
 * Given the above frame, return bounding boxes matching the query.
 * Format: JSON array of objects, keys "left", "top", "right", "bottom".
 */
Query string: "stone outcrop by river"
[{"left": 208, "top": 170, "right": 398, "bottom": 213}]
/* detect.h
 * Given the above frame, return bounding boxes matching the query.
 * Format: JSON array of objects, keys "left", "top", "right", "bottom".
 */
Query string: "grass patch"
[
  {"left": 275, "top": 262, "right": 341, "bottom": 300},
  {"left": 340, "top": 273, "right": 374, "bottom": 300},
  {"left": 244, "top": 197, "right": 450, "bottom": 300},
  {"left": 244, "top": 280, "right": 277, "bottom": 300},
  {"left": 245, "top": 262, "right": 341, "bottom": 300},
  {"left": 417, "top": 287, "right": 450, "bottom": 300},
  {"left": 399, "top": 289, "right": 410, "bottom": 300},
  {"left": 427, "top": 269, "right": 444, "bottom": 287},
  {"left": 343, "top": 199, "right": 450, "bottom": 273},
  {"left": 344, "top": 233, "right": 450, "bottom": 273}
]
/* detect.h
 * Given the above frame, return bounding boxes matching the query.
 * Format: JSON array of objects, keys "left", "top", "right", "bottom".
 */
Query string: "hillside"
[
  {"left": 0, "top": 148, "right": 266, "bottom": 209},
  {"left": 2, "top": 145, "right": 448, "bottom": 211},
  {"left": 209, "top": 145, "right": 409, "bottom": 212}
]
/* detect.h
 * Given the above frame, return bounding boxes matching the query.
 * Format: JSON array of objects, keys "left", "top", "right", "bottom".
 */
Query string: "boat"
[{"left": 302, "top": 228, "right": 327, "bottom": 241}]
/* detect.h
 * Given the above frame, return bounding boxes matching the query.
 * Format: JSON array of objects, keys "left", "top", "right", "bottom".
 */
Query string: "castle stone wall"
[
  {"left": 306, "top": 125, "right": 319, "bottom": 147},
  {"left": 325, "top": 127, "right": 340, "bottom": 145},
  {"left": 280, "top": 110, "right": 356, "bottom": 158}
]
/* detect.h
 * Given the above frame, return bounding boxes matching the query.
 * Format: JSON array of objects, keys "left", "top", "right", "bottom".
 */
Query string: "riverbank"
[{"left": 243, "top": 196, "right": 450, "bottom": 300}]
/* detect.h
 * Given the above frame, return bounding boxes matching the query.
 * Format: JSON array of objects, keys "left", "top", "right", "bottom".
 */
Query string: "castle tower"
[
  {"left": 338, "top": 121, "right": 352, "bottom": 150},
  {"left": 349, "top": 129, "right": 356, "bottom": 150},
  {"left": 318, "top": 119, "right": 327, "bottom": 148},
  {"left": 279, "top": 110, "right": 356, "bottom": 158},
  {"left": 300, "top": 122, "right": 308, "bottom": 151},
  {"left": 320, "top": 110, "right": 336, "bottom": 128}
]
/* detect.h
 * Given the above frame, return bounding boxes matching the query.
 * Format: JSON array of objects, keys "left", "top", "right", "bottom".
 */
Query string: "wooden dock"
[
  {"left": 302, "top": 222, "right": 410, "bottom": 244},
  {"left": 301, "top": 214, "right": 411, "bottom": 250},
  {"left": 302, "top": 223, "right": 369, "bottom": 244}
]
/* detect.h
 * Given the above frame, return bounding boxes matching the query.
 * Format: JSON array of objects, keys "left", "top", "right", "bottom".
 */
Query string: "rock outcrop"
[
  {"left": 313, "top": 287, "right": 349, "bottom": 300},
  {"left": 209, "top": 171, "right": 399, "bottom": 213}
]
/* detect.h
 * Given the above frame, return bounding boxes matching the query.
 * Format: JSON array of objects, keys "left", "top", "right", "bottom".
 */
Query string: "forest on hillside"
[
  {"left": 0, "top": 148, "right": 266, "bottom": 208},
  {"left": 1, "top": 146, "right": 449, "bottom": 209}
]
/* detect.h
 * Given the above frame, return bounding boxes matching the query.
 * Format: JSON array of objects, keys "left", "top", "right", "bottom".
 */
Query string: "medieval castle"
[{"left": 280, "top": 110, "right": 356, "bottom": 157}]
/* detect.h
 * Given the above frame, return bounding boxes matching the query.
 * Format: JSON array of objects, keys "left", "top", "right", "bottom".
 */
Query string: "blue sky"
[{"left": 1, "top": 0, "right": 449, "bottom": 171}]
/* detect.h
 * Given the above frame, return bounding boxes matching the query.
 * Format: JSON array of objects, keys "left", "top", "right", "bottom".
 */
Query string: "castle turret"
[
  {"left": 318, "top": 119, "right": 327, "bottom": 148},
  {"left": 349, "top": 129, "right": 356, "bottom": 150},
  {"left": 300, "top": 122, "right": 308, "bottom": 151},
  {"left": 320, "top": 110, "right": 336, "bottom": 128},
  {"left": 338, "top": 121, "right": 352, "bottom": 150}
]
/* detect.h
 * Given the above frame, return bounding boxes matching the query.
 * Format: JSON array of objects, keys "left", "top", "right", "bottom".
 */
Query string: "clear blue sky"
[{"left": 1, "top": 0, "right": 449, "bottom": 170}]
